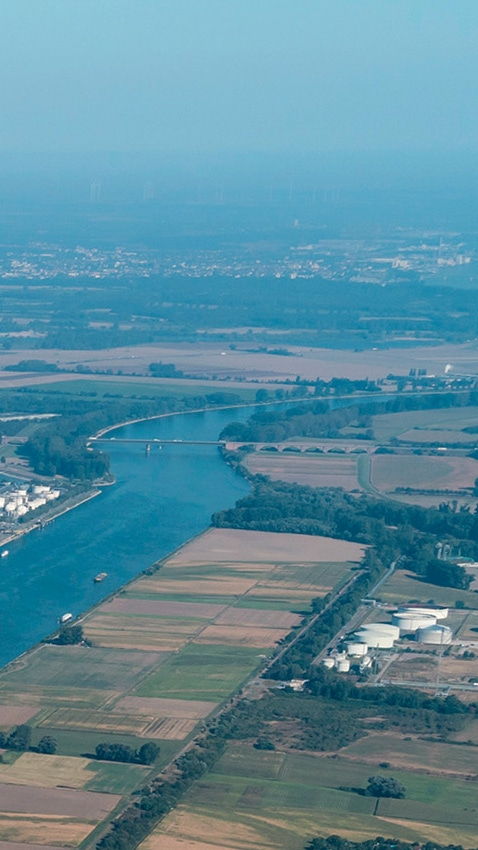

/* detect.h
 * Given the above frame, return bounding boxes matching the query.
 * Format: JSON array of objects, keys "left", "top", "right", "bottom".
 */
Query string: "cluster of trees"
[
  {"left": 366, "top": 775, "right": 406, "bottom": 798},
  {"left": 95, "top": 741, "right": 159, "bottom": 765},
  {"left": 0, "top": 725, "right": 57, "bottom": 755},
  {"left": 306, "top": 837, "right": 472, "bottom": 850},
  {"left": 148, "top": 361, "right": 184, "bottom": 378},
  {"left": 57, "top": 624, "right": 84, "bottom": 645}
]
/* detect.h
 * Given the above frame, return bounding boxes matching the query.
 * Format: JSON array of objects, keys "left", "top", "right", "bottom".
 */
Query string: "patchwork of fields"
[
  {"left": 0, "top": 527, "right": 361, "bottom": 848},
  {"left": 140, "top": 744, "right": 478, "bottom": 850}
]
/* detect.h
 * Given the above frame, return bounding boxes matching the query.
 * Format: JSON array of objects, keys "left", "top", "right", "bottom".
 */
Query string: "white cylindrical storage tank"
[
  {"left": 51, "top": 490, "right": 60, "bottom": 499},
  {"left": 5, "top": 502, "right": 16, "bottom": 514},
  {"left": 399, "top": 605, "right": 448, "bottom": 620},
  {"left": 33, "top": 485, "right": 43, "bottom": 494},
  {"left": 322, "top": 658, "right": 335, "bottom": 669},
  {"left": 417, "top": 624, "right": 452, "bottom": 645},
  {"left": 392, "top": 613, "right": 437, "bottom": 632},
  {"left": 346, "top": 642, "right": 368, "bottom": 657},
  {"left": 358, "top": 623, "right": 400, "bottom": 640},
  {"left": 37, "top": 497, "right": 46, "bottom": 506},
  {"left": 356, "top": 630, "right": 395, "bottom": 649},
  {"left": 17, "top": 505, "right": 28, "bottom": 516},
  {"left": 18, "top": 488, "right": 27, "bottom": 496},
  {"left": 360, "top": 656, "right": 372, "bottom": 669},
  {"left": 336, "top": 658, "right": 350, "bottom": 672},
  {"left": 45, "top": 492, "right": 55, "bottom": 501}
]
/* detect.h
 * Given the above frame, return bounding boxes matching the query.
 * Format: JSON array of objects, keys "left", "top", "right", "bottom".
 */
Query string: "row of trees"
[
  {"left": 95, "top": 741, "right": 159, "bottom": 765},
  {"left": 306, "top": 837, "right": 473, "bottom": 850},
  {"left": 220, "top": 388, "right": 478, "bottom": 444}
]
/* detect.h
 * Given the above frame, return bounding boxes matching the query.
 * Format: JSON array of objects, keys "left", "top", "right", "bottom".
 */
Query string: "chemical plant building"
[{"left": 324, "top": 604, "right": 453, "bottom": 674}]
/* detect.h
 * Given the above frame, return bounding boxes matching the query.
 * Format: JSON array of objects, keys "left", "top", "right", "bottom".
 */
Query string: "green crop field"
[
  {"left": 143, "top": 743, "right": 478, "bottom": 850},
  {"left": 135, "top": 643, "right": 266, "bottom": 701},
  {"left": 376, "top": 568, "right": 478, "bottom": 608},
  {"left": 372, "top": 406, "right": 478, "bottom": 443},
  {"left": 0, "top": 645, "right": 165, "bottom": 692},
  {"left": 25, "top": 377, "right": 256, "bottom": 402},
  {"left": 85, "top": 761, "right": 153, "bottom": 794}
]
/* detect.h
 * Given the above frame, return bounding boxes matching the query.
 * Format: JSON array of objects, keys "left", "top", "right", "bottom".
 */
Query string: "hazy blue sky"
[{"left": 1, "top": 1, "right": 477, "bottom": 154}]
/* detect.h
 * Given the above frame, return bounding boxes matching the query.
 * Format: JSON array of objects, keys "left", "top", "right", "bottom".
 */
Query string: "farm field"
[
  {"left": 370, "top": 454, "right": 478, "bottom": 495},
  {"left": 375, "top": 568, "right": 478, "bottom": 608},
  {"left": 0, "top": 527, "right": 359, "bottom": 848},
  {"left": 2, "top": 340, "right": 478, "bottom": 384},
  {"left": 372, "top": 406, "right": 478, "bottom": 443},
  {"left": 139, "top": 744, "right": 478, "bottom": 850},
  {"left": 245, "top": 453, "right": 360, "bottom": 489}
]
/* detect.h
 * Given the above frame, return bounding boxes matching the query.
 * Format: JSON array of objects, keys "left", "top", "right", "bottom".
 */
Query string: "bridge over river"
[{"left": 90, "top": 437, "right": 227, "bottom": 446}]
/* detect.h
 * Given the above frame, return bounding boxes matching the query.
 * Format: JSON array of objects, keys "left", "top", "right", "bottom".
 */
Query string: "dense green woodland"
[{"left": 3, "top": 275, "right": 478, "bottom": 349}]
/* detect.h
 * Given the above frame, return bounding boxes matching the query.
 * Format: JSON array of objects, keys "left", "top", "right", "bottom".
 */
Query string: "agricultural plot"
[
  {"left": 0, "top": 645, "right": 164, "bottom": 692},
  {"left": 135, "top": 644, "right": 266, "bottom": 702},
  {"left": 0, "top": 753, "right": 91, "bottom": 789},
  {"left": 0, "top": 782, "right": 120, "bottom": 818},
  {"left": 140, "top": 744, "right": 478, "bottom": 850},
  {"left": 83, "top": 612, "right": 203, "bottom": 651},
  {"left": 372, "top": 406, "right": 478, "bottom": 443},
  {"left": 0, "top": 705, "right": 39, "bottom": 728},
  {"left": 245, "top": 453, "right": 360, "bottom": 489},
  {"left": 167, "top": 527, "right": 366, "bottom": 565},
  {"left": 0, "top": 814, "right": 95, "bottom": 847},
  {"left": 375, "top": 568, "right": 478, "bottom": 608},
  {"left": 342, "top": 732, "right": 478, "bottom": 776},
  {"left": 0, "top": 527, "right": 364, "bottom": 846},
  {"left": 371, "top": 454, "right": 478, "bottom": 495}
]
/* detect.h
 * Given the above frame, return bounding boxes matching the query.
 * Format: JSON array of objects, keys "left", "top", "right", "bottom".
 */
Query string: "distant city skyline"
[{"left": 1, "top": 1, "right": 477, "bottom": 155}]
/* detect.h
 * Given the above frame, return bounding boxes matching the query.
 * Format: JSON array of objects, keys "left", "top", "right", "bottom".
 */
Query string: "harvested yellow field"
[
  {"left": 244, "top": 586, "right": 317, "bottom": 601},
  {"left": 142, "top": 717, "right": 198, "bottom": 740},
  {"left": 0, "top": 753, "right": 91, "bottom": 789},
  {"left": 115, "top": 696, "right": 217, "bottom": 719},
  {"left": 194, "top": 624, "right": 287, "bottom": 648},
  {"left": 215, "top": 608, "right": 300, "bottom": 629},
  {"left": 246, "top": 453, "right": 359, "bottom": 489},
  {"left": 0, "top": 813, "right": 94, "bottom": 846},
  {"left": 376, "top": 818, "right": 478, "bottom": 849},
  {"left": 168, "top": 528, "right": 365, "bottom": 565},
  {"left": 134, "top": 575, "right": 259, "bottom": 596},
  {"left": 40, "top": 707, "right": 152, "bottom": 735},
  {"left": 142, "top": 807, "right": 278, "bottom": 850},
  {"left": 83, "top": 613, "right": 202, "bottom": 651}
]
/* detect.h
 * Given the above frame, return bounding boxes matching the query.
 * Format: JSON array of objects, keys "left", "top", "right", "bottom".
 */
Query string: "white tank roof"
[
  {"left": 358, "top": 623, "right": 400, "bottom": 638},
  {"left": 392, "top": 613, "right": 437, "bottom": 632},
  {"left": 346, "top": 642, "right": 368, "bottom": 657},
  {"left": 399, "top": 605, "right": 448, "bottom": 620}
]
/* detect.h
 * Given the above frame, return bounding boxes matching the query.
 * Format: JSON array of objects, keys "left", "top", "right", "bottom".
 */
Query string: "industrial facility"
[
  {"left": 0, "top": 483, "right": 62, "bottom": 521},
  {"left": 323, "top": 601, "right": 455, "bottom": 675}
]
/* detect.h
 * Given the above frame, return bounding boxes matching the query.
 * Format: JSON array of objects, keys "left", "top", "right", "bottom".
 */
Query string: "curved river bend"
[{"left": 0, "top": 407, "right": 252, "bottom": 668}]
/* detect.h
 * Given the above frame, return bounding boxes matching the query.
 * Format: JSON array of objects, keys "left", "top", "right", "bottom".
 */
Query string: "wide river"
[{"left": 0, "top": 407, "right": 254, "bottom": 668}]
